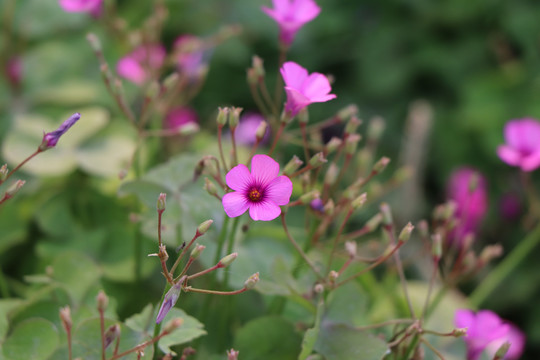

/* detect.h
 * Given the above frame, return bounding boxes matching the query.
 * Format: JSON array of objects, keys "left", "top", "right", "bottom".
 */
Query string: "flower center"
[{"left": 248, "top": 187, "right": 263, "bottom": 202}]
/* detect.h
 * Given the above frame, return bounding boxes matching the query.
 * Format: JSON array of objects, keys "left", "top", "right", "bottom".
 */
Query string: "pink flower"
[
  {"left": 497, "top": 118, "right": 540, "bottom": 172},
  {"left": 58, "top": 0, "right": 103, "bottom": 17},
  {"left": 455, "top": 309, "right": 511, "bottom": 360},
  {"left": 5, "top": 57, "right": 22, "bottom": 88},
  {"left": 280, "top": 61, "right": 336, "bottom": 117},
  {"left": 446, "top": 167, "right": 488, "bottom": 245},
  {"left": 174, "top": 35, "right": 207, "bottom": 80},
  {"left": 235, "top": 113, "right": 269, "bottom": 146},
  {"left": 222, "top": 154, "right": 292, "bottom": 221},
  {"left": 116, "top": 44, "right": 166, "bottom": 85},
  {"left": 164, "top": 107, "right": 199, "bottom": 132},
  {"left": 262, "top": 0, "right": 321, "bottom": 46},
  {"left": 486, "top": 323, "right": 525, "bottom": 360}
]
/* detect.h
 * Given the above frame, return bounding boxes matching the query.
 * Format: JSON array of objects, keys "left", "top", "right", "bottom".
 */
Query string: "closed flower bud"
[
  {"left": 163, "top": 318, "right": 184, "bottom": 333},
  {"left": 452, "top": 328, "right": 467, "bottom": 337},
  {"left": 379, "top": 203, "right": 393, "bottom": 226},
  {"left": 252, "top": 55, "right": 265, "bottom": 79},
  {"left": 5, "top": 180, "right": 25, "bottom": 197},
  {"left": 367, "top": 116, "right": 385, "bottom": 141},
  {"left": 104, "top": 324, "right": 121, "bottom": 349},
  {"left": 255, "top": 121, "right": 268, "bottom": 141},
  {"left": 218, "top": 253, "right": 238, "bottom": 268},
  {"left": 345, "top": 116, "right": 362, "bottom": 135},
  {"left": 145, "top": 81, "right": 160, "bottom": 101},
  {"left": 309, "top": 152, "right": 327, "bottom": 168},
  {"left": 351, "top": 193, "right": 367, "bottom": 209},
  {"left": 324, "top": 163, "right": 339, "bottom": 185},
  {"left": 157, "top": 193, "right": 167, "bottom": 212},
  {"left": 227, "top": 348, "right": 240, "bottom": 360},
  {"left": 197, "top": 219, "right": 213, "bottom": 235},
  {"left": 365, "top": 213, "right": 383, "bottom": 232},
  {"left": 96, "top": 290, "right": 108, "bottom": 312},
  {"left": 323, "top": 199, "right": 335, "bottom": 216},
  {"left": 314, "top": 283, "right": 324, "bottom": 293},
  {"left": 190, "top": 244, "right": 205, "bottom": 260},
  {"left": 247, "top": 68, "right": 258, "bottom": 85},
  {"left": 328, "top": 270, "right": 339, "bottom": 283},
  {"left": 336, "top": 104, "right": 358, "bottom": 122},
  {"left": 163, "top": 72, "right": 180, "bottom": 92},
  {"left": 217, "top": 107, "right": 229, "bottom": 126},
  {"left": 59, "top": 306, "right": 72, "bottom": 332},
  {"left": 373, "top": 157, "right": 390, "bottom": 174},
  {"left": 345, "top": 134, "right": 361, "bottom": 155},
  {"left": 478, "top": 244, "right": 503, "bottom": 265},
  {"left": 325, "top": 137, "right": 342, "bottom": 154},
  {"left": 345, "top": 241, "right": 357, "bottom": 257},
  {"left": 431, "top": 233, "right": 442, "bottom": 262},
  {"left": 156, "top": 281, "right": 183, "bottom": 324},
  {"left": 244, "top": 272, "right": 259, "bottom": 289},
  {"left": 398, "top": 222, "right": 414, "bottom": 243},
  {"left": 283, "top": 155, "right": 303, "bottom": 175},
  {"left": 39, "top": 113, "right": 81, "bottom": 151},
  {"left": 229, "top": 107, "right": 242, "bottom": 129},
  {"left": 299, "top": 190, "right": 320, "bottom": 205},
  {"left": 204, "top": 178, "right": 218, "bottom": 196},
  {"left": 0, "top": 164, "right": 8, "bottom": 181}
]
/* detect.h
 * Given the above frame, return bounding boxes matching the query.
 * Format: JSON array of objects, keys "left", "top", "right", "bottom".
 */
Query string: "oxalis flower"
[
  {"left": 281, "top": 61, "right": 336, "bottom": 117},
  {"left": 497, "top": 118, "right": 540, "bottom": 172},
  {"left": 222, "top": 154, "right": 292, "bottom": 221},
  {"left": 262, "top": 0, "right": 321, "bottom": 46},
  {"left": 39, "top": 113, "right": 81, "bottom": 151}
]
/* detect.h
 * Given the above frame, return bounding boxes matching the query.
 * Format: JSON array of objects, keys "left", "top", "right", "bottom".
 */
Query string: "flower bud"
[
  {"left": 299, "top": 190, "right": 320, "bottom": 205},
  {"left": 255, "top": 121, "right": 268, "bottom": 141},
  {"left": 373, "top": 157, "right": 390, "bottom": 174},
  {"left": 309, "top": 152, "right": 327, "bottom": 168},
  {"left": 97, "top": 290, "right": 108, "bottom": 312},
  {"left": 379, "top": 203, "right": 393, "bottom": 226},
  {"left": 247, "top": 68, "right": 258, "bottom": 85},
  {"left": 104, "top": 324, "right": 121, "bottom": 349},
  {"left": 59, "top": 306, "right": 72, "bottom": 332},
  {"left": 367, "top": 116, "right": 385, "bottom": 141},
  {"left": 345, "top": 116, "right": 362, "bottom": 136},
  {"left": 227, "top": 348, "right": 240, "bottom": 360},
  {"left": 324, "top": 163, "right": 339, "bottom": 186},
  {"left": 314, "top": 283, "right": 324, "bottom": 293},
  {"left": 217, "top": 107, "right": 229, "bottom": 126},
  {"left": 325, "top": 137, "right": 342, "bottom": 154},
  {"left": 0, "top": 164, "right": 8, "bottom": 181},
  {"left": 398, "top": 222, "right": 414, "bottom": 243},
  {"left": 156, "top": 281, "right": 183, "bottom": 324},
  {"left": 283, "top": 155, "right": 303, "bottom": 175},
  {"left": 478, "top": 244, "right": 503, "bottom": 265},
  {"left": 452, "top": 328, "right": 467, "bottom": 337},
  {"left": 197, "top": 219, "right": 213, "bottom": 235},
  {"left": 432, "top": 233, "right": 442, "bottom": 262},
  {"left": 345, "top": 241, "right": 357, "bottom": 257},
  {"left": 163, "top": 318, "right": 184, "bottom": 333},
  {"left": 190, "top": 244, "right": 206, "bottom": 260},
  {"left": 5, "top": 180, "right": 25, "bottom": 198},
  {"left": 493, "top": 341, "right": 511, "bottom": 359},
  {"left": 157, "top": 193, "right": 167, "bottom": 213},
  {"left": 218, "top": 253, "right": 238, "bottom": 268},
  {"left": 244, "top": 272, "right": 259, "bottom": 289},
  {"left": 204, "top": 178, "right": 218, "bottom": 196},
  {"left": 328, "top": 270, "right": 339, "bottom": 283},
  {"left": 229, "top": 107, "right": 242, "bottom": 129},
  {"left": 252, "top": 55, "right": 265, "bottom": 79},
  {"left": 351, "top": 193, "right": 367, "bottom": 209},
  {"left": 324, "top": 199, "right": 335, "bottom": 216},
  {"left": 162, "top": 72, "right": 180, "bottom": 92},
  {"left": 336, "top": 104, "right": 358, "bottom": 122},
  {"left": 39, "top": 113, "right": 81, "bottom": 151},
  {"left": 365, "top": 213, "right": 383, "bottom": 232},
  {"left": 86, "top": 33, "right": 102, "bottom": 53},
  {"left": 345, "top": 134, "right": 361, "bottom": 155}
]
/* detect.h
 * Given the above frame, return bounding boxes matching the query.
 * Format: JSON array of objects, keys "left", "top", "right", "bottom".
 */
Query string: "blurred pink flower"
[
  {"left": 455, "top": 309, "right": 510, "bottom": 360},
  {"left": 5, "top": 57, "right": 22, "bottom": 88},
  {"left": 486, "top": 323, "right": 525, "bottom": 360},
  {"left": 497, "top": 118, "right": 540, "bottom": 172},
  {"left": 58, "top": 0, "right": 103, "bottom": 17},
  {"left": 174, "top": 35, "right": 207, "bottom": 80},
  {"left": 235, "top": 113, "right": 269, "bottom": 146},
  {"left": 280, "top": 61, "right": 336, "bottom": 117},
  {"left": 164, "top": 107, "right": 199, "bottom": 132},
  {"left": 262, "top": 0, "right": 321, "bottom": 46},
  {"left": 222, "top": 154, "right": 292, "bottom": 221},
  {"left": 116, "top": 44, "right": 166, "bottom": 85},
  {"left": 40, "top": 113, "right": 81, "bottom": 150},
  {"left": 446, "top": 167, "right": 487, "bottom": 245}
]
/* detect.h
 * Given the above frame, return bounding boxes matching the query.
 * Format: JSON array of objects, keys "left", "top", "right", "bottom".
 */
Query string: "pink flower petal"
[
  {"left": 265, "top": 175, "right": 293, "bottom": 205},
  {"left": 497, "top": 145, "right": 521, "bottom": 167},
  {"left": 294, "top": 0, "right": 321, "bottom": 22},
  {"left": 281, "top": 61, "right": 309, "bottom": 89},
  {"left": 504, "top": 118, "right": 540, "bottom": 152},
  {"left": 222, "top": 192, "right": 250, "bottom": 218},
  {"left": 249, "top": 201, "right": 282, "bottom": 221},
  {"left": 226, "top": 164, "right": 252, "bottom": 192},
  {"left": 521, "top": 151, "right": 540, "bottom": 171},
  {"left": 455, "top": 309, "right": 475, "bottom": 330},
  {"left": 284, "top": 87, "right": 311, "bottom": 115},
  {"left": 251, "top": 154, "right": 280, "bottom": 186},
  {"left": 302, "top": 73, "right": 333, "bottom": 100},
  {"left": 117, "top": 57, "right": 146, "bottom": 85}
]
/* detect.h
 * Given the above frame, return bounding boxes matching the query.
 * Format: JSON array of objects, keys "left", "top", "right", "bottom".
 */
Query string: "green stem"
[
  {"left": 469, "top": 221, "right": 540, "bottom": 307},
  {"left": 223, "top": 217, "right": 240, "bottom": 288}
]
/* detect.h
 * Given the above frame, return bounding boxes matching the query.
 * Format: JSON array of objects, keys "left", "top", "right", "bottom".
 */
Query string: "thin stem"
[
  {"left": 67, "top": 326, "right": 73, "bottom": 360},
  {"left": 170, "top": 231, "right": 201, "bottom": 275},
  {"left": 1, "top": 149, "right": 40, "bottom": 185},
  {"left": 469, "top": 221, "right": 540, "bottom": 307},
  {"left": 99, "top": 309, "right": 106, "bottom": 360},
  {"left": 248, "top": 82, "right": 271, "bottom": 116},
  {"left": 268, "top": 121, "right": 286, "bottom": 157},
  {"left": 178, "top": 257, "right": 195, "bottom": 279},
  {"left": 352, "top": 319, "right": 414, "bottom": 331},
  {"left": 223, "top": 217, "right": 240, "bottom": 288},
  {"left": 289, "top": 164, "right": 314, "bottom": 178},
  {"left": 281, "top": 213, "right": 324, "bottom": 281},
  {"left": 421, "top": 260, "right": 439, "bottom": 321},
  {"left": 420, "top": 338, "right": 445, "bottom": 360},
  {"left": 258, "top": 77, "right": 279, "bottom": 116},
  {"left": 109, "top": 331, "right": 170, "bottom": 360},
  {"left": 113, "top": 334, "right": 120, "bottom": 357},
  {"left": 187, "top": 263, "right": 220, "bottom": 280},
  {"left": 230, "top": 127, "right": 238, "bottom": 167},
  {"left": 217, "top": 125, "right": 229, "bottom": 171},
  {"left": 327, "top": 208, "right": 353, "bottom": 271},
  {"left": 184, "top": 286, "right": 247, "bottom": 296}
]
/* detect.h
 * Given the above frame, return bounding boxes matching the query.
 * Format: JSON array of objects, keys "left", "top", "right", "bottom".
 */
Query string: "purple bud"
[
  {"left": 39, "top": 113, "right": 81, "bottom": 151},
  {"left": 156, "top": 281, "right": 183, "bottom": 324}
]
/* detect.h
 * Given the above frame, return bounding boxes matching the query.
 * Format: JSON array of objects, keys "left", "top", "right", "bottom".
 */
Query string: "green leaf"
[
  {"left": 233, "top": 316, "right": 302, "bottom": 360},
  {"left": 157, "top": 308, "right": 206, "bottom": 354},
  {"left": 2, "top": 318, "right": 59, "bottom": 360},
  {"left": 325, "top": 282, "right": 368, "bottom": 327},
  {"left": 298, "top": 299, "right": 324, "bottom": 360},
  {"left": 0, "top": 300, "right": 23, "bottom": 341},
  {"left": 313, "top": 322, "right": 389, "bottom": 360}
]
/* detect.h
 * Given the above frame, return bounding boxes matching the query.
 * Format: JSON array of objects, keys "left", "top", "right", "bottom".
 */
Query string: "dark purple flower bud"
[
  {"left": 39, "top": 113, "right": 81, "bottom": 151},
  {"left": 156, "top": 281, "right": 183, "bottom": 324}
]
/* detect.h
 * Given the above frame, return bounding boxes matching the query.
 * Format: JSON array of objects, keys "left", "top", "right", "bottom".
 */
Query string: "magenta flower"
[
  {"left": 487, "top": 323, "right": 525, "bottom": 360},
  {"left": 262, "top": 0, "right": 321, "bottom": 46},
  {"left": 174, "top": 35, "right": 207, "bottom": 80},
  {"left": 39, "top": 113, "right": 81, "bottom": 151},
  {"left": 235, "top": 113, "right": 269, "bottom": 146},
  {"left": 156, "top": 282, "right": 182, "bottom": 324},
  {"left": 164, "top": 107, "right": 199, "bottom": 132},
  {"left": 446, "top": 167, "right": 488, "bottom": 245},
  {"left": 280, "top": 61, "right": 336, "bottom": 117},
  {"left": 497, "top": 118, "right": 540, "bottom": 172},
  {"left": 5, "top": 57, "right": 22, "bottom": 88},
  {"left": 455, "top": 309, "right": 510, "bottom": 360},
  {"left": 58, "top": 0, "right": 103, "bottom": 17},
  {"left": 222, "top": 154, "right": 293, "bottom": 221},
  {"left": 116, "top": 44, "right": 166, "bottom": 85}
]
